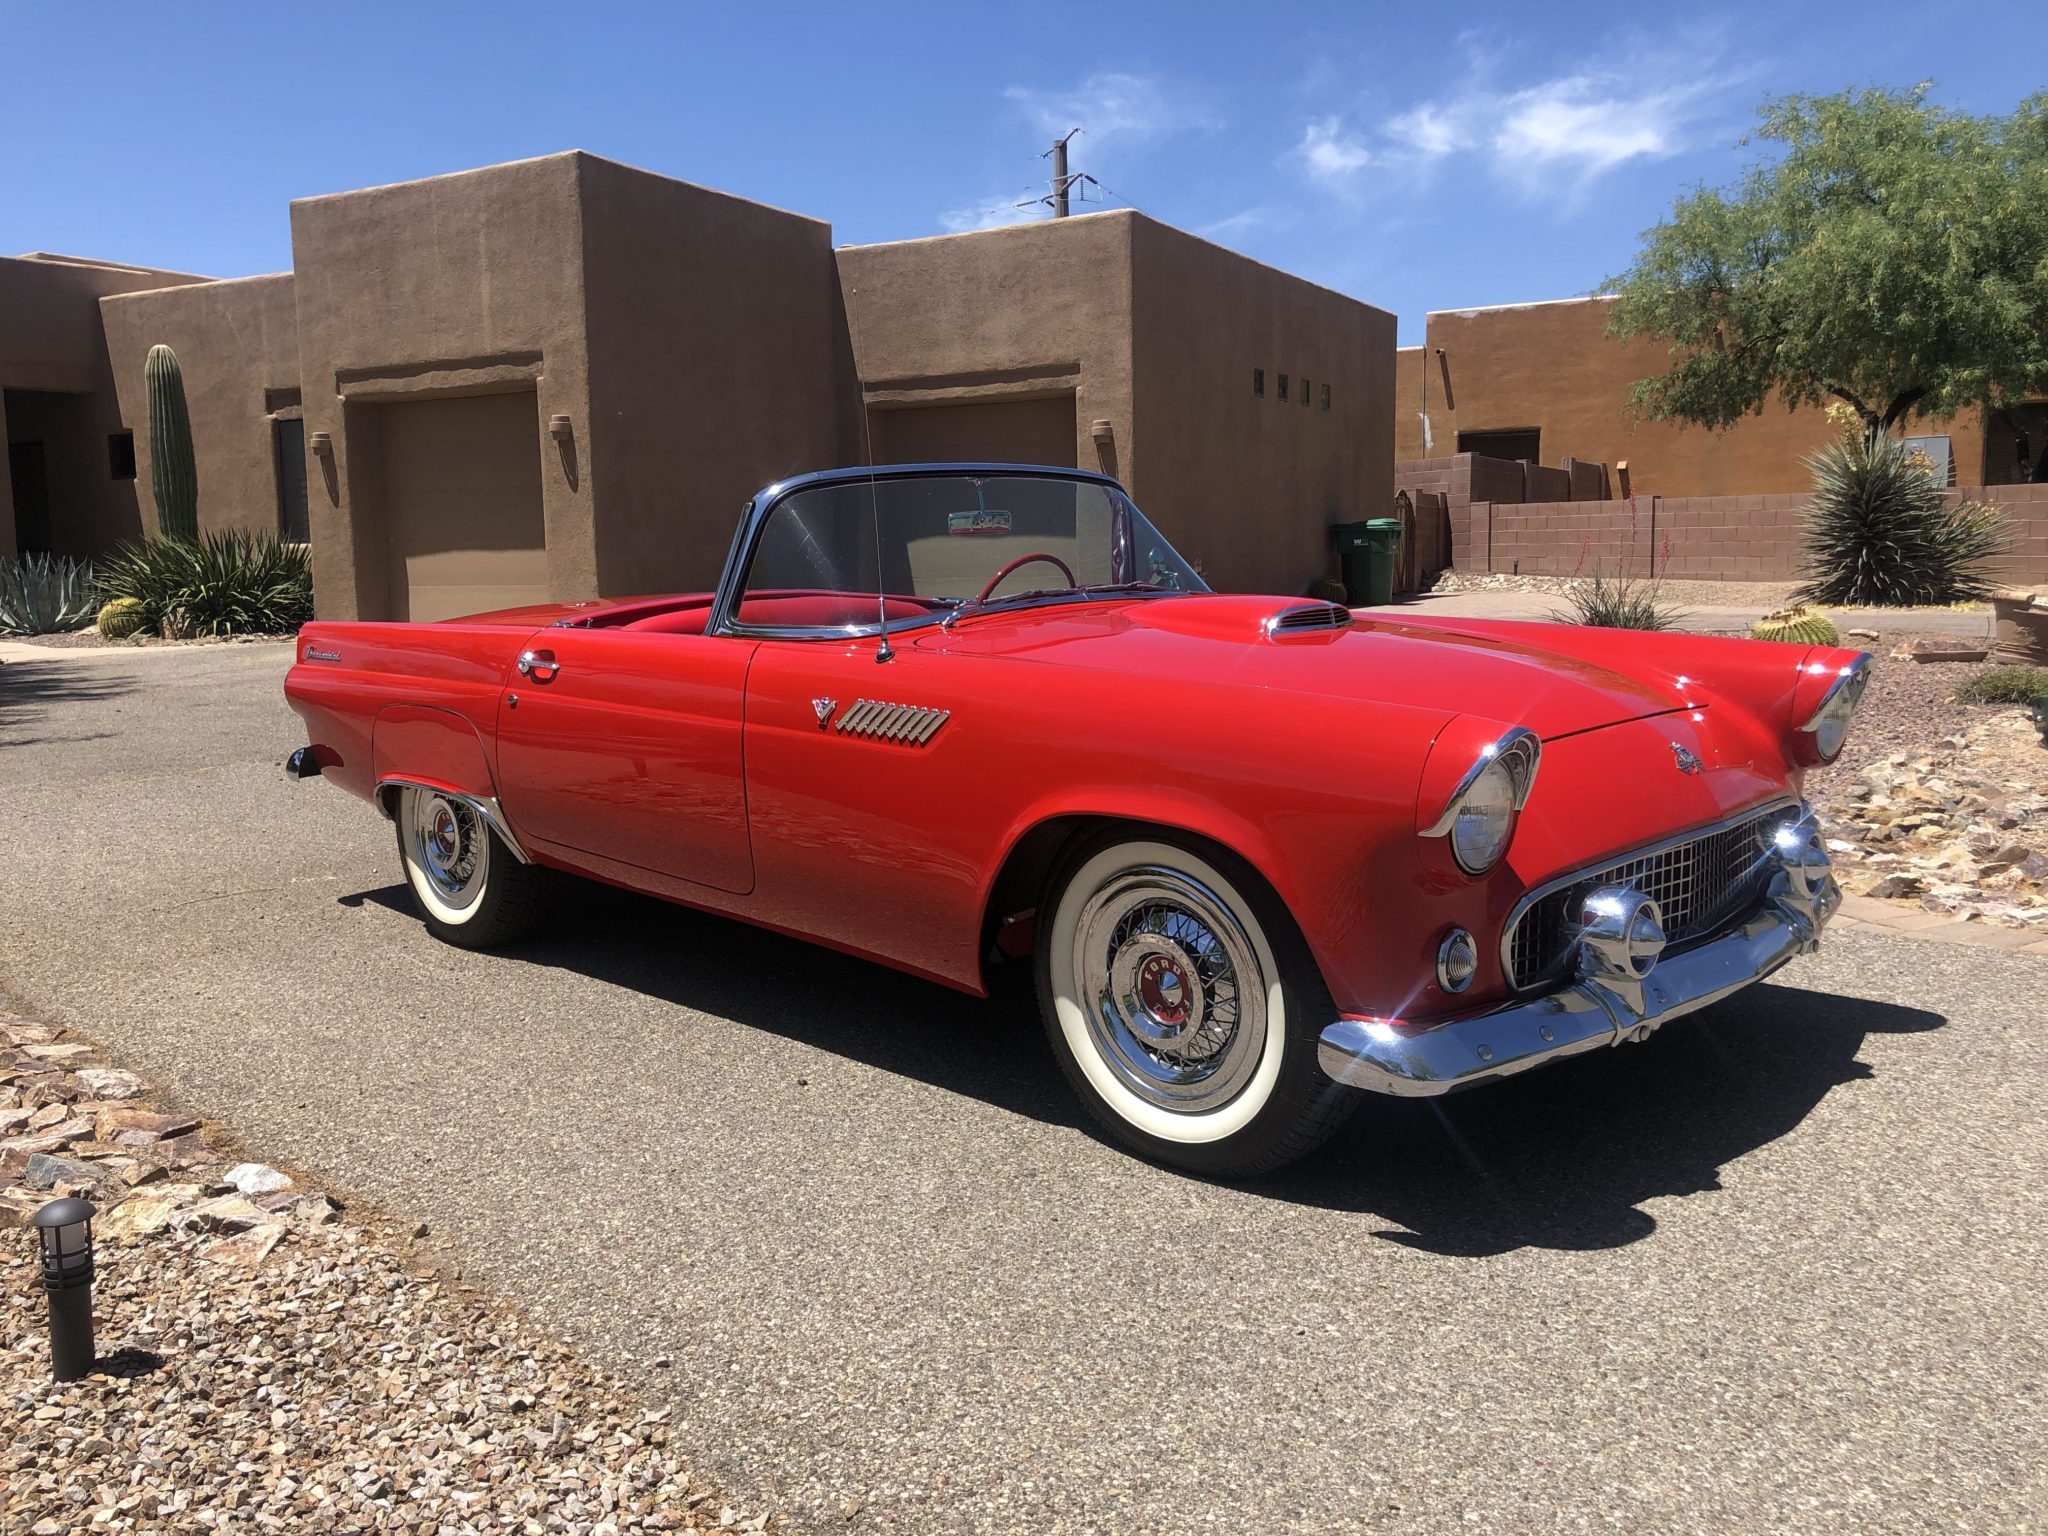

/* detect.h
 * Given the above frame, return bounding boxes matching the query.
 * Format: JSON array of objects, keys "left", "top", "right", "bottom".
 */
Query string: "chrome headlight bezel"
[
  {"left": 1798, "top": 655, "right": 1873, "bottom": 762},
  {"left": 1421, "top": 727, "right": 1541, "bottom": 876}
]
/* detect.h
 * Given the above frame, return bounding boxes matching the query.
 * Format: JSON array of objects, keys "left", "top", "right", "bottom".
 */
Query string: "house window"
[
  {"left": 1277, "top": 373, "right": 1289, "bottom": 403},
  {"left": 1301, "top": 377, "right": 1311, "bottom": 408},
  {"left": 108, "top": 432, "right": 136, "bottom": 480},
  {"left": 1252, "top": 368, "right": 1264, "bottom": 398},
  {"left": 1901, "top": 434, "right": 1955, "bottom": 487},
  {"left": 1457, "top": 427, "right": 1541, "bottom": 463},
  {"left": 273, "top": 418, "right": 310, "bottom": 543},
  {"left": 1321, "top": 384, "right": 1332, "bottom": 411}
]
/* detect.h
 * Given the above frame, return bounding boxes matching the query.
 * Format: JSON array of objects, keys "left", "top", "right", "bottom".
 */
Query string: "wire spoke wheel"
[
  {"left": 403, "top": 791, "right": 489, "bottom": 912},
  {"left": 1073, "top": 865, "right": 1267, "bottom": 1114}
]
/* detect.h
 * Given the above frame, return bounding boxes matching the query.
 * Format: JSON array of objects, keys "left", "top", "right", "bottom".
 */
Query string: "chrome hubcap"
[
  {"left": 408, "top": 791, "right": 487, "bottom": 909},
  {"left": 1075, "top": 866, "right": 1266, "bottom": 1113}
]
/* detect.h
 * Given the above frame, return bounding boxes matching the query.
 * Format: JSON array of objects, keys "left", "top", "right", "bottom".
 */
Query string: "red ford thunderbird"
[{"left": 285, "top": 464, "right": 1868, "bottom": 1174}]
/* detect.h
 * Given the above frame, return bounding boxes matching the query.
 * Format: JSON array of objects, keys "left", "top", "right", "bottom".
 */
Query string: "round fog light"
[{"left": 1437, "top": 928, "right": 1479, "bottom": 993}]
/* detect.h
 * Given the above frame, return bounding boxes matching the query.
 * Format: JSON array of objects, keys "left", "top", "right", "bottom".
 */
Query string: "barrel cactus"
[
  {"left": 1750, "top": 604, "right": 1841, "bottom": 647},
  {"left": 145, "top": 343, "right": 199, "bottom": 541},
  {"left": 96, "top": 596, "right": 150, "bottom": 639}
]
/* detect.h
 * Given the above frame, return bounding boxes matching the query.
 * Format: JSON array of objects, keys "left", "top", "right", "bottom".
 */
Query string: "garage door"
[
  {"left": 868, "top": 394, "right": 1076, "bottom": 467},
  {"left": 376, "top": 392, "right": 548, "bottom": 622}
]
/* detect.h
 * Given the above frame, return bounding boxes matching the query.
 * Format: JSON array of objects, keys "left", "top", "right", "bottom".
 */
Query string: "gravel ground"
[
  {"left": 7, "top": 629, "right": 293, "bottom": 651},
  {"left": 1, "top": 1011, "right": 763, "bottom": 1536},
  {"left": 1429, "top": 569, "right": 1807, "bottom": 610},
  {"left": 1805, "top": 651, "right": 2014, "bottom": 804}
]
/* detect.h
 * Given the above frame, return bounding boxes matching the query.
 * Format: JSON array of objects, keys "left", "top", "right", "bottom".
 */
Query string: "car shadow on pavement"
[
  {"left": 341, "top": 878, "right": 1085, "bottom": 1130},
  {"left": 1260, "top": 984, "right": 1945, "bottom": 1254},
  {"left": 0, "top": 662, "right": 135, "bottom": 749},
  {"left": 343, "top": 880, "right": 1943, "bottom": 1254}
]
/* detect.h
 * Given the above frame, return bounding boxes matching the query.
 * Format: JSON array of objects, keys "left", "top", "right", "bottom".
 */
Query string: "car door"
[{"left": 493, "top": 627, "right": 757, "bottom": 894}]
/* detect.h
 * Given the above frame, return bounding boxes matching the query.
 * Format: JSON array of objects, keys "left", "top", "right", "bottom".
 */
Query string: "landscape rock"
[
  {"left": 69, "top": 1067, "right": 145, "bottom": 1100},
  {"left": 224, "top": 1161, "right": 293, "bottom": 1195},
  {"left": 24, "top": 1152, "right": 107, "bottom": 1191},
  {"left": 94, "top": 1106, "right": 198, "bottom": 1143}
]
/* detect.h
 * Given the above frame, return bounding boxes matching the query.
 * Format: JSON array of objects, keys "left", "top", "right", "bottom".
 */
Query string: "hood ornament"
[
  {"left": 1671, "top": 741, "right": 1703, "bottom": 775},
  {"left": 813, "top": 698, "right": 837, "bottom": 728}
]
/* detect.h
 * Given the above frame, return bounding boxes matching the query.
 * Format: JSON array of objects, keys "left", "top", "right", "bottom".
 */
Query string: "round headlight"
[
  {"left": 1449, "top": 758, "right": 1516, "bottom": 874},
  {"left": 1810, "top": 705, "right": 1851, "bottom": 761}
]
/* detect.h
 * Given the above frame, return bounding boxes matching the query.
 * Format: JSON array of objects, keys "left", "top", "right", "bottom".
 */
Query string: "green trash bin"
[{"left": 1333, "top": 518, "right": 1403, "bottom": 605}]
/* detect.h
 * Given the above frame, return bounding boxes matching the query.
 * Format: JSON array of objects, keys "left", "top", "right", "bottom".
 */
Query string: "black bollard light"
[{"left": 31, "top": 1196, "right": 97, "bottom": 1382}]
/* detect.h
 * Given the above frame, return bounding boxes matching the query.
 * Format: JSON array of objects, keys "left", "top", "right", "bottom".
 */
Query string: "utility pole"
[{"left": 1048, "top": 129, "right": 1080, "bottom": 217}]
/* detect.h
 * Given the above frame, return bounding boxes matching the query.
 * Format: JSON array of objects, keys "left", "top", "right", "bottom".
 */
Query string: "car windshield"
[{"left": 730, "top": 472, "right": 1208, "bottom": 633}]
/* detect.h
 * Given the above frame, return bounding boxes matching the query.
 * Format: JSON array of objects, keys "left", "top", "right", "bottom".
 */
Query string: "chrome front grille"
[{"left": 1504, "top": 803, "right": 1792, "bottom": 990}]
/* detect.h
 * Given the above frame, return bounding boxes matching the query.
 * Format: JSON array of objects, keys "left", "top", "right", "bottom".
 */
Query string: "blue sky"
[{"left": 7, "top": 1, "right": 2040, "bottom": 343}]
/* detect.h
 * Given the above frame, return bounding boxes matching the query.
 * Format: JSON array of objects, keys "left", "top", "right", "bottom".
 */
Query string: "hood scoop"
[{"left": 1263, "top": 601, "right": 1354, "bottom": 637}]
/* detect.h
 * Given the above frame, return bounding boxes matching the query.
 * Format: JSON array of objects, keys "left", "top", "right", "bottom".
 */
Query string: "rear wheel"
[
  {"left": 1036, "top": 831, "right": 1356, "bottom": 1176},
  {"left": 394, "top": 785, "right": 550, "bottom": 948}
]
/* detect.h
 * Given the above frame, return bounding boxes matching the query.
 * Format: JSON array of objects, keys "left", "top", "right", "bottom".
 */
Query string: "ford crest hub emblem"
[{"left": 1671, "top": 741, "right": 1703, "bottom": 775}]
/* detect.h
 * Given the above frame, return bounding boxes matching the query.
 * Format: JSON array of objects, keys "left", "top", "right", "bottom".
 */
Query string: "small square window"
[
  {"left": 1252, "top": 368, "right": 1264, "bottom": 398},
  {"left": 1277, "top": 373, "right": 1289, "bottom": 403},
  {"left": 108, "top": 431, "right": 136, "bottom": 480},
  {"left": 1321, "top": 383, "right": 1332, "bottom": 411}
]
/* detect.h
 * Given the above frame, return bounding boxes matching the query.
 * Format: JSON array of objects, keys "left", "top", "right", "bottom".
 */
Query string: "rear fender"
[{"left": 372, "top": 704, "right": 499, "bottom": 814}]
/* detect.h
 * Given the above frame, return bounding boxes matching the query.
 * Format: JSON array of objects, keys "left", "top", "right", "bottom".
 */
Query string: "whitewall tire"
[
  {"left": 394, "top": 785, "right": 550, "bottom": 949},
  {"left": 1037, "top": 831, "right": 1357, "bottom": 1175}
]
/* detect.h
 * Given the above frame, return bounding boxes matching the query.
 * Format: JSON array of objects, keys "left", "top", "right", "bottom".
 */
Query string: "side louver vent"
[
  {"left": 1264, "top": 601, "right": 1354, "bottom": 636},
  {"left": 834, "top": 699, "right": 951, "bottom": 746}
]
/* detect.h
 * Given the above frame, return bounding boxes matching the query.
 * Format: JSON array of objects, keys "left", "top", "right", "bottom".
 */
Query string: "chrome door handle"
[{"left": 517, "top": 649, "right": 560, "bottom": 682}]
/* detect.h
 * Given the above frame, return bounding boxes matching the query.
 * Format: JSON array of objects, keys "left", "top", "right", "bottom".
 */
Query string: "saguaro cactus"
[{"left": 145, "top": 343, "right": 199, "bottom": 541}]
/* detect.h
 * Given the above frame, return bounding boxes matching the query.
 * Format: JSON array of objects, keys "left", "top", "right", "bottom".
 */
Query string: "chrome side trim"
[
  {"left": 1498, "top": 796, "right": 1798, "bottom": 990},
  {"left": 834, "top": 699, "right": 951, "bottom": 746},
  {"left": 1322, "top": 808, "right": 1838, "bottom": 1098},
  {"left": 1419, "top": 726, "right": 1541, "bottom": 837},
  {"left": 373, "top": 777, "right": 532, "bottom": 864}
]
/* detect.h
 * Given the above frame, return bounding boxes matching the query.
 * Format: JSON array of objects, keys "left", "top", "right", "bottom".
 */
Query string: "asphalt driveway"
[{"left": 3, "top": 642, "right": 2045, "bottom": 1533}]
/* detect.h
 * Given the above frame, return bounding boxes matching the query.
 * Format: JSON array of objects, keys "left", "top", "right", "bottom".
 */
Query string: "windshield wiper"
[{"left": 1077, "top": 581, "right": 1176, "bottom": 595}]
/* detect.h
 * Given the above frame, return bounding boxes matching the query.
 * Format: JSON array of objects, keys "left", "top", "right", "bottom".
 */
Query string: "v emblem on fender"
[{"left": 813, "top": 698, "right": 837, "bottom": 727}]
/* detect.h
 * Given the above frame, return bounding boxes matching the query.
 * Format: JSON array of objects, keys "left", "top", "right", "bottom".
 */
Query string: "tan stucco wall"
[
  {"left": 837, "top": 211, "right": 1136, "bottom": 478},
  {"left": 1, "top": 254, "right": 211, "bottom": 556},
  {"left": 1130, "top": 218, "right": 1394, "bottom": 595},
  {"left": 1397, "top": 297, "right": 1989, "bottom": 496},
  {"left": 577, "top": 155, "right": 850, "bottom": 597},
  {"left": 289, "top": 152, "right": 597, "bottom": 620},
  {"left": 99, "top": 273, "right": 300, "bottom": 541}
]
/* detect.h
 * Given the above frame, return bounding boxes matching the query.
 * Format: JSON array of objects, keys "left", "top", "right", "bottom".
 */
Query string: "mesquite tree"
[{"left": 1604, "top": 86, "right": 2048, "bottom": 441}]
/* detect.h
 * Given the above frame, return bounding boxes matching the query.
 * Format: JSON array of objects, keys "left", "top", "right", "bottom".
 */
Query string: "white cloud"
[
  {"left": 1003, "top": 71, "right": 1214, "bottom": 160},
  {"left": 939, "top": 197, "right": 1043, "bottom": 234},
  {"left": 1295, "top": 34, "right": 1747, "bottom": 198},
  {"left": 1298, "top": 116, "right": 1373, "bottom": 181}
]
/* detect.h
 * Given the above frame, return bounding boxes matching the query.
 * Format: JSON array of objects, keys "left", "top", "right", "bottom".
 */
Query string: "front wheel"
[
  {"left": 394, "top": 785, "right": 551, "bottom": 949},
  {"left": 1036, "top": 831, "right": 1356, "bottom": 1176}
]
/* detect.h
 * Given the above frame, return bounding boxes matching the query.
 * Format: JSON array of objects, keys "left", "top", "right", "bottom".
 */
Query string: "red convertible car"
[{"left": 285, "top": 464, "right": 1867, "bottom": 1174}]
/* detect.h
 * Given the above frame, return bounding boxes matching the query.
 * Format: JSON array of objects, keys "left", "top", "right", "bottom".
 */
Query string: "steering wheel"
[{"left": 976, "top": 552, "right": 1078, "bottom": 604}]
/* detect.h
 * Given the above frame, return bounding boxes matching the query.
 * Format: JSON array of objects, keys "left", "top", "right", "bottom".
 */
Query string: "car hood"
[{"left": 916, "top": 595, "right": 1690, "bottom": 739}]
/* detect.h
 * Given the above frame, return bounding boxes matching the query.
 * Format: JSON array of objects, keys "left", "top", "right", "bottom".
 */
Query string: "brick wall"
[
  {"left": 1472, "top": 482, "right": 2048, "bottom": 585},
  {"left": 1396, "top": 451, "right": 1607, "bottom": 573}
]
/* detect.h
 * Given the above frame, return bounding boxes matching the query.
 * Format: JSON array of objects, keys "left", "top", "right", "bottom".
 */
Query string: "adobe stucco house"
[{"left": 7, "top": 151, "right": 1397, "bottom": 619}]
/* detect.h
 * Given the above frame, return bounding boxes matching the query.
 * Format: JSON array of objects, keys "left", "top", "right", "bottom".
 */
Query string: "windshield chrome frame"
[{"left": 706, "top": 463, "right": 1197, "bottom": 641}]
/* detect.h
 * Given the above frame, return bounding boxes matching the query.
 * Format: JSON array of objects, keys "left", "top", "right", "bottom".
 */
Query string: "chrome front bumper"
[{"left": 1319, "top": 809, "right": 1839, "bottom": 1098}]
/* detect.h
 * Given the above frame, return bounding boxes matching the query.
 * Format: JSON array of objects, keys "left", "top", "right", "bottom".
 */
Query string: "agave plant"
[
  {"left": 97, "top": 530, "right": 313, "bottom": 636},
  {"left": 1797, "top": 432, "right": 2005, "bottom": 606},
  {"left": 0, "top": 551, "right": 100, "bottom": 635}
]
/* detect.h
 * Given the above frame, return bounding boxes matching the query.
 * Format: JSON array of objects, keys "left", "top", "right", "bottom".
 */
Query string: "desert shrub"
[
  {"left": 1749, "top": 604, "right": 1842, "bottom": 645},
  {"left": 1797, "top": 431, "right": 2004, "bottom": 606},
  {"left": 0, "top": 551, "right": 99, "bottom": 635},
  {"left": 1556, "top": 572, "right": 1683, "bottom": 631},
  {"left": 1952, "top": 666, "right": 2048, "bottom": 704},
  {"left": 98, "top": 531, "right": 312, "bottom": 637},
  {"left": 96, "top": 596, "right": 150, "bottom": 639}
]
